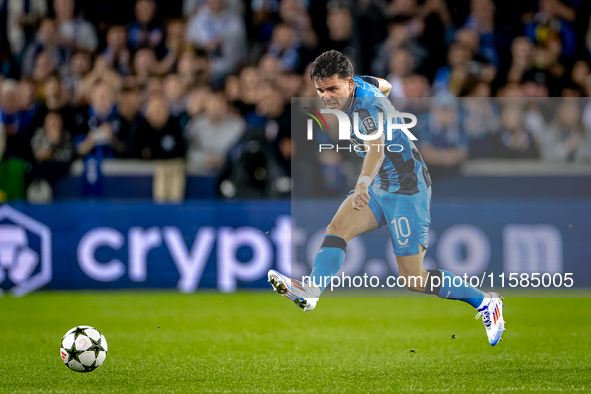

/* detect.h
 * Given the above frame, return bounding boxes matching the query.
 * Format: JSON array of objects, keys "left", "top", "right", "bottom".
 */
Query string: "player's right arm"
[
  {"left": 351, "top": 107, "right": 385, "bottom": 210},
  {"left": 352, "top": 128, "right": 384, "bottom": 209}
]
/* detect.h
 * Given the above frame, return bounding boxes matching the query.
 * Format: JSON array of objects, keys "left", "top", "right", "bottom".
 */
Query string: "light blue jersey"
[
  {"left": 344, "top": 76, "right": 432, "bottom": 255},
  {"left": 344, "top": 76, "right": 431, "bottom": 195}
]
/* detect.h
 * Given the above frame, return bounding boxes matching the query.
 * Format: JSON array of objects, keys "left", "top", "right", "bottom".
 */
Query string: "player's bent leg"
[
  {"left": 268, "top": 195, "right": 378, "bottom": 312},
  {"left": 325, "top": 194, "right": 380, "bottom": 242},
  {"left": 309, "top": 194, "right": 379, "bottom": 291},
  {"left": 396, "top": 246, "right": 506, "bottom": 345},
  {"left": 395, "top": 245, "right": 429, "bottom": 292}
]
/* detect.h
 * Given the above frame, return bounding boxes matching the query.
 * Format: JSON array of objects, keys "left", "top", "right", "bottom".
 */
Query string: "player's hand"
[{"left": 351, "top": 183, "right": 370, "bottom": 211}]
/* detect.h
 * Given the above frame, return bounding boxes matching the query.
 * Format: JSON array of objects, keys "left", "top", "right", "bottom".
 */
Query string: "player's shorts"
[{"left": 366, "top": 185, "right": 431, "bottom": 257}]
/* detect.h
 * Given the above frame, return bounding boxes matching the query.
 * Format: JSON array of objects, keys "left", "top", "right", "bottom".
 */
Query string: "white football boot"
[
  {"left": 267, "top": 270, "right": 320, "bottom": 311},
  {"left": 475, "top": 292, "right": 506, "bottom": 346}
]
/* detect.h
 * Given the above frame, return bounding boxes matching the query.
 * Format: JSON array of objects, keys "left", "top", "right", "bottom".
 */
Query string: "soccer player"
[{"left": 268, "top": 50, "right": 506, "bottom": 346}]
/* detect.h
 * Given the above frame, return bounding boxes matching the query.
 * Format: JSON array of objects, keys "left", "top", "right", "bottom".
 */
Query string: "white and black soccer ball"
[{"left": 60, "top": 326, "right": 108, "bottom": 372}]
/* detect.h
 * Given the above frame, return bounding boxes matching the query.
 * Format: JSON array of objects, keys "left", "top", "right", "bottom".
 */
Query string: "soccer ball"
[{"left": 60, "top": 326, "right": 108, "bottom": 372}]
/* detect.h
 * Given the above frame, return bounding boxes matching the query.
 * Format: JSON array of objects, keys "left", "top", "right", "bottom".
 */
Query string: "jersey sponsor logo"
[{"left": 362, "top": 116, "right": 377, "bottom": 132}]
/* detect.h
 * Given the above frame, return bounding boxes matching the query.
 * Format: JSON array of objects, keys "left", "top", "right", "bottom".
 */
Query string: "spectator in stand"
[
  {"left": 102, "top": 25, "right": 131, "bottom": 77},
  {"left": 146, "top": 76, "right": 164, "bottom": 100},
  {"left": 1, "top": 79, "right": 25, "bottom": 158},
  {"left": 186, "top": 85, "right": 211, "bottom": 118},
  {"left": 578, "top": 99, "right": 591, "bottom": 161},
  {"left": 279, "top": 0, "right": 317, "bottom": 50},
  {"left": 1, "top": 0, "right": 47, "bottom": 61},
  {"left": 0, "top": 78, "right": 37, "bottom": 164},
  {"left": 185, "top": 91, "right": 244, "bottom": 171},
  {"left": 397, "top": 73, "right": 430, "bottom": 117},
  {"left": 386, "top": 47, "right": 413, "bottom": 98},
  {"left": 30, "top": 111, "right": 73, "bottom": 184},
  {"left": 463, "top": 0, "right": 498, "bottom": 67},
  {"left": 140, "top": 19, "right": 190, "bottom": 78},
  {"left": 404, "top": 74, "right": 429, "bottom": 98},
  {"left": 229, "top": 66, "right": 261, "bottom": 117},
  {"left": 115, "top": 85, "right": 141, "bottom": 158},
  {"left": 137, "top": 96, "right": 186, "bottom": 162},
  {"left": 78, "top": 57, "right": 121, "bottom": 106},
  {"left": 264, "top": 23, "right": 305, "bottom": 73},
  {"left": 137, "top": 96, "right": 186, "bottom": 202},
  {"left": 163, "top": 74, "right": 187, "bottom": 116},
  {"left": 524, "top": 0, "right": 576, "bottom": 58},
  {"left": 0, "top": 120, "right": 5, "bottom": 160},
  {"left": 17, "top": 78, "right": 37, "bottom": 138},
  {"left": 193, "top": 50, "right": 211, "bottom": 88},
  {"left": 433, "top": 43, "right": 471, "bottom": 95},
  {"left": 461, "top": 81, "right": 500, "bottom": 158},
  {"left": 541, "top": 98, "right": 583, "bottom": 162},
  {"left": 128, "top": 0, "right": 165, "bottom": 58},
  {"left": 32, "top": 52, "right": 56, "bottom": 87},
  {"left": 255, "top": 87, "right": 291, "bottom": 186},
  {"left": 177, "top": 51, "right": 197, "bottom": 89},
  {"left": 76, "top": 81, "right": 126, "bottom": 159},
  {"left": 250, "top": 0, "right": 281, "bottom": 43},
  {"left": 54, "top": 0, "right": 98, "bottom": 52},
  {"left": 524, "top": 41, "right": 564, "bottom": 96},
  {"left": 130, "top": 47, "right": 156, "bottom": 92},
  {"left": 275, "top": 71, "right": 302, "bottom": 107},
  {"left": 496, "top": 104, "right": 539, "bottom": 159},
  {"left": 321, "top": 5, "right": 362, "bottom": 71},
  {"left": 372, "top": 16, "right": 429, "bottom": 78},
  {"left": 417, "top": 0, "right": 452, "bottom": 79},
  {"left": 416, "top": 92, "right": 469, "bottom": 177},
  {"left": 22, "top": 19, "right": 69, "bottom": 79},
  {"left": 27, "top": 76, "right": 67, "bottom": 137},
  {"left": 184, "top": 0, "right": 243, "bottom": 18},
  {"left": 571, "top": 60, "right": 590, "bottom": 96},
  {"left": 0, "top": 79, "right": 27, "bottom": 158},
  {"left": 386, "top": 0, "right": 452, "bottom": 79},
  {"left": 187, "top": 0, "right": 247, "bottom": 82},
  {"left": 161, "top": 19, "right": 189, "bottom": 70},
  {"left": 502, "top": 37, "right": 534, "bottom": 87},
  {"left": 62, "top": 50, "right": 93, "bottom": 106},
  {"left": 177, "top": 49, "right": 210, "bottom": 93},
  {"left": 257, "top": 54, "right": 282, "bottom": 83}
]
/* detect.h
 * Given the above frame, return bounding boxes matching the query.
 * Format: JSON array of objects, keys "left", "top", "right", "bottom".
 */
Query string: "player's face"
[{"left": 314, "top": 75, "right": 354, "bottom": 110}]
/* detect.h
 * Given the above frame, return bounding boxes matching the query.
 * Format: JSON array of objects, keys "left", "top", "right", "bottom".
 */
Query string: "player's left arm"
[
  {"left": 358, "top": 75, "right": 392, "bottom": 97},
  {"left": 374, "top": 78, "right": 392, "bottom": 97},
  {"left": 351, "top": 130, "right": 385, "bottom": 211}
]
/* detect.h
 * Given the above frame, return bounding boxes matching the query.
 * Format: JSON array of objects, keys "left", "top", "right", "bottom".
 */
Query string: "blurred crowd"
[{"left": 1, "top": 0, "right": 591, "bottom": 201}]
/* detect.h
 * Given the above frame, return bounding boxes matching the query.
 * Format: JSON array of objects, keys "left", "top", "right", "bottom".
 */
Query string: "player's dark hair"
[{"left": 309, "top": 50, "right": 353, "bottom": 83}]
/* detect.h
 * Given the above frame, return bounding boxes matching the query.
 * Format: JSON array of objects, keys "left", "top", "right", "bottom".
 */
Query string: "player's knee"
[{"left": 326, "top": 220, "right": 345, "bottom": 238}]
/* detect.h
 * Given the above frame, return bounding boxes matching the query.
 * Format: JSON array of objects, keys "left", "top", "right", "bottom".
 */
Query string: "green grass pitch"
[{"left": 1, "top": 291, "right": 590, "bottom": 393}]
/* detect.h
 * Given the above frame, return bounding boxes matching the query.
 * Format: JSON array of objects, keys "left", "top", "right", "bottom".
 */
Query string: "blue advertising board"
[{"left": 0, "top": 198, "right": 590, "bottom": 296}]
